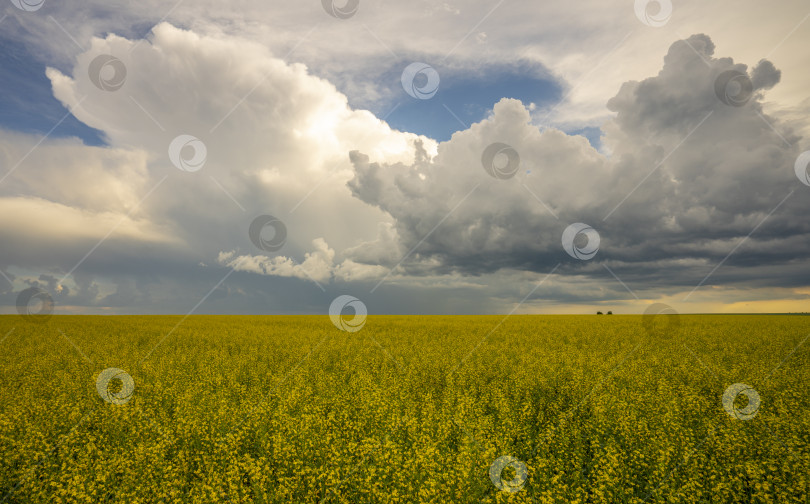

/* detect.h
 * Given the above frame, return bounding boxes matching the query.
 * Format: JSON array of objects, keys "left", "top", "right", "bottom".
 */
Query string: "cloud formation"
[
  {"left": 0, "top": 20, "right": 807, "bottom": 314},
  {"left": 1, "top": 23, "right": 433, "bottom": 312},
  {"left": 343, "top": 34, "right": 808, "bottom": 294}
]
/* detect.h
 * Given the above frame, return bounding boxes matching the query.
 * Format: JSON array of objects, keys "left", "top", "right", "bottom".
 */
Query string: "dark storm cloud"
[{"left": 346, "top": 35, "right": 809, "bottom": 293}]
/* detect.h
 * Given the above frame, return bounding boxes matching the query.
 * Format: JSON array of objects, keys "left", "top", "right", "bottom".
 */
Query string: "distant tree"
[
  {"left": 607, "top": 311, "right": 613, "bottom": 315},
  {"left": 596, "top": 311, "right": 603, "bottom": 315}
]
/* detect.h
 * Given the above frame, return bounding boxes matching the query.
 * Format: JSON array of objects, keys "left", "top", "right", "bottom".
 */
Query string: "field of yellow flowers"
[{"left": 0, "top": 314, "right": 808, "bottom": 503}]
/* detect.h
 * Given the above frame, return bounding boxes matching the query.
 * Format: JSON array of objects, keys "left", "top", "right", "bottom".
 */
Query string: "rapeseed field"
[{"left": 0, "top": 314, "right": 807, "bottom": 503}]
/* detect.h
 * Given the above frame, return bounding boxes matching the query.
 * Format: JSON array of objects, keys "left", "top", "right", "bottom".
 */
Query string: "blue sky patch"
[
  {"left": 0, "top": 32, "right": 104, "bottom": 146},
  {"left": 566, "top": 126, "right": 603, "bottom": 151},
  {"left": 371, "top": 61, "right": 562, "bottom": 142}
]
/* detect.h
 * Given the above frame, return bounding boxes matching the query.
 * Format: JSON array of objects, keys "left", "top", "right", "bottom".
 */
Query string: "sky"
[{"left": 0, "top": 0, "right": 809, "bottom": 316}]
